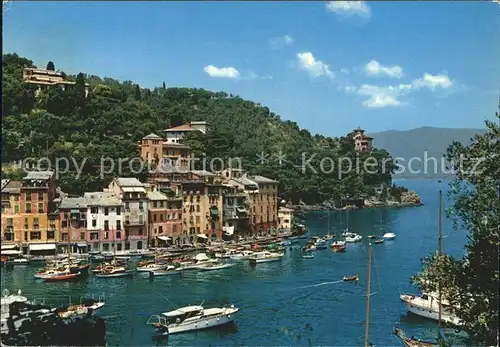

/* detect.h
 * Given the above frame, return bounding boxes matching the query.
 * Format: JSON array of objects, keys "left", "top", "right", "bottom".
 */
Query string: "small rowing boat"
[
  {"left": 302, "top": 254, "right": 314, "bottom": 259},
  {"left": 374, "top": 239, "right": 384, "bottom": 244},
  {"left": 343, "top": 273, "right": 359, "bottom": 282}
]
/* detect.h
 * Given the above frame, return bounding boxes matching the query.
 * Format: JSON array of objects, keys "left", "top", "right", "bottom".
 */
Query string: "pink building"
[
  {"left": 147, "top": 189, "right": 183, "bottom": 247},
  {"left": 58, "top": 197, "right": 89, "bottom": 254}
]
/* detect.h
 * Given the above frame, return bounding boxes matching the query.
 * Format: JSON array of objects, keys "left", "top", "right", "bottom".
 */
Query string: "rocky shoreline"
[{"left": 291, "top": 190, "right": 423, "bottom": 212}]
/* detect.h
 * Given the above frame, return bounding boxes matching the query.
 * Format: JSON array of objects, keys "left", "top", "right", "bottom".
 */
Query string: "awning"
[
  {"left": 1, "top": 250, "right": 22, "bottom": 256},
  {"left": 70, "top": 209, "right": 80, "bottom": 214},
  {"left": 158, "top": 236, "right": 171, "bottom": 241},
  {"left": 197, "top": 234, "right": 208, "bottom": 239},
  {"left": 1, "top": 244, "right": 19, "bottom": 250},
  {"left": 77, "top": 243, "right": 88, "bottom": 247},
  {"left": 29, "top": 243, "right": 56, "bottom": 251}
]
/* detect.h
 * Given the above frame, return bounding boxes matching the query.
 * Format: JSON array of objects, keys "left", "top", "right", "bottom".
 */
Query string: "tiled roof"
[
  {"left": 24, "top": 171, "right": 54, "bottom": 180},
  {"left": 84, "top": 192, "right": 122, "bottom": 206},
  {"left": 249, "top": 175, "right": 278, "bottom": 184},
  {"left": 143, "top": 133, "right": 162, "bottom": 140},
  {"left": 115, "top": 177, "right": 144, "bottom": 187},
  {"left": 1, "top": 180, "right": 22, "bottom": 194},
  {"left": 147, "top": 191, "right": 168, "bottom": 201},
  {"left": 59, "top": 197, "right": 88, "bottom": 209},
  {"left": 165, "top": 123, "right": 196, "bottom": 132}
]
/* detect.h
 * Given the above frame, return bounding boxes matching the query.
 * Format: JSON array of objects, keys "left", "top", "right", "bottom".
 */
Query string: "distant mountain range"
[{"left": 369, "top": 127, "right": 487, "bottom": 178}]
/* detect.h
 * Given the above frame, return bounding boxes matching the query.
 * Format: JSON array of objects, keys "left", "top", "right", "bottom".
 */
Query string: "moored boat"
[
  {"left": 399, "top": 293, "right": 462, "bottom": 326},
  {"left": 367, "top": 235, "right": 376, "bottom": 239},
  {"left": 249, "top": 251, "right": 283, "bottom": 264},
  {"left": 137, "top": 262, "right": 168, "bottom": 272},
  {"left": 229, "top": 250, "right": 254, "bottom": 260},
  {"left": 331, "top": 241, "right": 346, "bottom": 252},
  {"left": 197, "top": 262, "right": 236, "bottom": 271},
  {"left": 146, "top": 304, "right": 239, "bottom": 335},
  {"left": 44, "top": 272, "right": 82, "bottom": 282},
  {"left": 383, "top": 232, "right": 396, "bottom": 240},
  {"left": 302, "top": 254, "right": 314, "bottom": 259},
  {"left": 148, "top": 265, "right": 182, "bottom": 277},
  {"left": 393, "top": 324, "right": 437, "bottom": 347},
  {"left": 345, "top": 233, "right": 362, "bottom": 243},
  {"left": 94, "top": 265, "right": 135, "bottom": 278},
  {"left": 374, "top": 239, "right": 384, "bottom": 244}
]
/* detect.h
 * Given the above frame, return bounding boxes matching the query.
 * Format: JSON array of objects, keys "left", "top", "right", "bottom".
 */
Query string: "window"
[
  {"left": 196, "top": 216, "right": 200, "bottom": 224},
  {"left": 47, "top": 230, "right": 55, "bottom": 239},
  {"left": 116, "top": 231, "right": 121, "bottom": 239},
  {"left": 33, "top": 217, "right": 39, "bottom": 228},
  {"left": 139, "top": 228, "right": 143, "bottom": 235},
  {"left": 92, "top": 219, "right": 97, "bottom": 227},
  {"left": 90, "top": 232, "right": 99, "bottom": 240},
  {"left": 6, "top": 218, "right": 13, "bottom": 226},
  {"left": 38, "top": 192, "right": 44, "bottom": 200},
  {"left": 30, "top": 231, "right": 41, "bottom": 240},
  {"left": 24, "top": 231, "right": 28, "bottom": 241},
  {"left": 104, "top": 207, "right": 109, "bottom": 216},
  {"left": 80, "top": 232, "right": 85, "bottom": 240},
  {"left": 196, "top": 205, "right": 200, "bottom": 212},
  {"left": 153, "top": 214, "right": 157, "bottom": 222},
  {"left": 14, "top": 205, "right": 20, "bottom": 214},
  {"left": 116, "top": 207, "right": 121, "bottom": 215},
  {"left": 90, "top": 207, "right": 98, "bottom": 214},
  {"left": 139, "top": 201, "right": 144, "bottom": 210},
  {"left": 104, "top": 221, "right": 109, "bottom": 231},
  {"left": 125, "top": 202, "right": 130, "bottom": 210},
  {"left": 103, "top": 243, "right": 109, "bottom": 252},
  {"left": 172, "top": 225, "right": 178, "bottom": 234},
  {"left": 139, "top": 216, "right": 143, "bottom": 224},
  {"left": 62, "top": 220, "right": 68, "bottom": 228},
  {"left": 38, "top": 203, "right": 44, "bottom": 213},
  {"left": 117, "top": 243, "right": 122, "bottom": 251},
  {"left": 25, "top": 203, "right": 31, "bottom": 213},
  {"left": 137, "top": 241, "right": 143, "bottom": 250},
  {"left": 116, "top": 220, "right": 121, "bottom": 230},
  {"left": 160, "top": 214, "right": 164, "bottom": 221},
  {"left": 104, "top": 232, "right": 109, "bottom": 240},
  {"left": 26, "top": 193, "right": 31, "bottom": 201}
]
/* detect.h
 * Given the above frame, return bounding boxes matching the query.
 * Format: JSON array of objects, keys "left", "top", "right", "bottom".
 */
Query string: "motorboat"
[
  {"left": 1, "top": 289, "right": 29, "bottom": 334},
  {"left": 147, "top": 304, "right": 239, "bottom": 335},
  {"left": 248, "top": 251, "right": 283, "bottom": 264},
  {"left": 367, "top": 235, "right": 376, "bottom": 239},
  {"left": 148, "top": 265, "right": 183, "bottom": 277},
  {"left": 44, "top": 272, "right": 82, "bottom": 282},
  {"left": 57, "top": 297, "right": 105, "bottom": 321},
  {"left": 34, "top": 267, "right": 72, "bottom": 279},
  {"left": 374, "top": 239, "right": 385, "bottom": 244},
  {"left": 280, "top": 240, "right": 292, "bottom": 247},
  {"left": 393, "top": 324, "right": 437, "bottom": 347},
  {"left": 345, "top": 234, "right": 362, "bottom": 243},
  {"left": 94, "top": 265, "right": 135, "bottom": 278},
  {"left": 400, "top": 293, "right": 462, "bottom": 326},
  {"left": 229, "top": 250, "right": 254, "bottom": 260},
  {"left": 310, "top": 236, "right": 328, "bottom": 249},
  {"left": 383, "top": 232, "right": 396, "bottom": 240},
  {"left": 137, "top": 262, "right": 169, "bottom": 272},
  {"left": 302, "top": 254, "right": 314, "bottom": 259},
  {"left": 302, "top": 245, "right": 316, "bottom": 252},
  {"left": 331, "top": 241, "right": 346, "bottom": 252},
  {"left": 197, "top": 263, "right": 236, "bottom": 271},
  {"left": 323, "top": 233, "right": 334, "bottom": 241},
  {"left": 341, "top": 231, "right": 352, "bottom": 237},
  {"left": 343, "top": 273, "right": 359, "bottom": 282}
]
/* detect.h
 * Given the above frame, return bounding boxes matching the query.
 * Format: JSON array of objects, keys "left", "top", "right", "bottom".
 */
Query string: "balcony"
[
  {"left": 127, "top": 235, "right": 148, "bottom": 240},
  {"left": 125, "top": 219, "right": 146, "bottom": 226}
]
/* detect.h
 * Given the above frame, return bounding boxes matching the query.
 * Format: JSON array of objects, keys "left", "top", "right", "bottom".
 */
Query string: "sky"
[{"left": 3, "top": 1, "right": 500, "bottom": 137}]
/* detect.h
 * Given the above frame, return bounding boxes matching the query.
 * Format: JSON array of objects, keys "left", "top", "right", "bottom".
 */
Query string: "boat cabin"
[{"left": 161, "top": 305, "right": 204, "bottom": 324}]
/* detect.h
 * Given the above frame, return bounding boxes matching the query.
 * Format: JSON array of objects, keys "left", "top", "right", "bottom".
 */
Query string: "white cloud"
[
  {"left": 296, "top": 52, "right": 334, "bottom": 79},
  {"left": 203, "top": 65, "right": 240, "bottom": 79},
  {"left": 365, "top": 60, "right": 403, "bottom": 79},
  {"left": 325, "top": 1, "right": 371, "bottom": 18},
  {"left": 270, "top": 35, "right": 294, "bottom": 49},
  {"left": 412, "top": 73, "right": 453, "bottom": 90},
  {"left": 353, "top": 84, "right": 412, "bottom": 108},
  {"left": 245, "top": 72, "right": 273, "bottom": 80}
]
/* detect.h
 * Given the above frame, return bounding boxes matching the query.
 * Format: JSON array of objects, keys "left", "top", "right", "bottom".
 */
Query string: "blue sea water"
[{"left": 2, "top": 179, "right": 469, "bottom": 346}]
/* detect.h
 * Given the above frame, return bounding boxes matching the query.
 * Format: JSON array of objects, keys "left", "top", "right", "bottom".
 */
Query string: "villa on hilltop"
[
  {"left": 353, "top": 127, "right": 373, "bottom": 152},
  {"left": 23, "top": 67, "right": 90, "bottom": 98}
]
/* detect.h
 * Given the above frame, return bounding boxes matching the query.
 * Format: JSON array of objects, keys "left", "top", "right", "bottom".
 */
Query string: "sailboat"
[
  {"left": 94, "top": 228, "right": 135, "bottom": 278},
  {"left": 394, "top": 190, "right": 452, "bottom": 346},
  {"left": 323, "top": 210, "right": 334, "bottom": 240},
  {"left": 44, "top": 212, "right": 83, "bottom": 282}
]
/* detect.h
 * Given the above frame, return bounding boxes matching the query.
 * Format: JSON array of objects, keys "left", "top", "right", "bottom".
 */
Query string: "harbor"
[{"left": 1, "top": 180, "right": 469, "bottom": 346}]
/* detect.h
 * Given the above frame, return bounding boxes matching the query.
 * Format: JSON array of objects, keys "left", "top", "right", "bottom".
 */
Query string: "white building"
[
  {"left": 278, "top": 207, "right": 294, "bottom": 232},
  {"left": 163, "top": 121, "right": 209, "bottom": 144}
]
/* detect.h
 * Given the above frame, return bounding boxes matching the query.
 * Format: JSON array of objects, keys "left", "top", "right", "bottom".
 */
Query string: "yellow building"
[
  {"left": 2, "top": 180, "right": 23, "bottom": 249},
  {"left": 278, "top": 207, "right": 294, "bottom": 232},
  {"left": 181, "top": 171, "right": 224, "bottom": 245}
]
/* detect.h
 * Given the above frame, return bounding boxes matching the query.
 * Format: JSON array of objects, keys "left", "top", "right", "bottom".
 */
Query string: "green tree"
[
  {"left": 75, "top": 73, "right": 86, "bottom": 99},
  {"left": 412, "top": 110, "right": 499, "bottom": 345},
  {"left": 134, "top": 84, "right": 141, "bottom": 101},
  {"left": 46, "top": 61, "right": 55, "bottom": 71}
]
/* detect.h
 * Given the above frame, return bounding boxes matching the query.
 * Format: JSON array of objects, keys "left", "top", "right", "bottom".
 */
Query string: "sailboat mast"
[
  {"left": 68, "top": 212, "right": 72, "bottom": 265},
  {"left": 438, "top": 190, "right": 443, "bottom": 333},
  {"left": 364, "top": 243, "right": 372, "bottom": 347}
]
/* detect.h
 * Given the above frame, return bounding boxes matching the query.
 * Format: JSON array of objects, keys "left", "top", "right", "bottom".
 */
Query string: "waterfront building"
[
  {"left": 84, "top": 191, "right": 125, "bottom": 253},
  {"left": 163, "top": 121, "right": 209, "bottom": 144},
  {"left": 222, "top": 185, "right": 250, "bottom": 239},
  {"left": 181, "top": 170, "right": 224, "bottom": 245},
  {"left": 23, "top": 68, "right": 89, "bottom": 97},
  {"left": 353, "top": 127, "right": 373, "bottom": 152},
  {"left": 17, "top": 171, "right": 59, "bottom": 256},
  {"left": 1, "top": 180, "right": 23, "bottom": 252},
  {"left": 221, "top": 169, "right": 279, "bottom": 235},
  {"left": 147, "top": 189, "right": 183, "bottom": 247},
  {"left": 278, "top": 207, "right": 294, "bottom": 233},
  {"left": 108, "top": 178, "right": 148, "bottom": 250},
  {"left": 58, "top": 197, "right": 88, "bottom": 254}
]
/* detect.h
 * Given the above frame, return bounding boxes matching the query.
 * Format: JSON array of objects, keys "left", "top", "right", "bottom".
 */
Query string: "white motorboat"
[
  {"left": 345, "top": 234, "right": 362, "bottom": 243},
  {"left": 147, "top": 304, "right": 239, "bottom": 335},
  {"left": 310, "top": 236, "right": 327, "bottom": 249},
  {"left": 1, "top": 289, "right": 29, "bottom": 334},
  {"left": 229, "top": 250, "right": 254, "bottom": 260},
  {"left": 137, "top": 263, "right": 168, "bottom": 272},
  {"left": 248, "top": 251, "right": 283, "bottom": 264},
  {"left": 57, "top": 298, "right": 105, "bottom": 321},
  {"left": 197, "top": 263, "right": 235, "bottom": 271},
  {"left": 383, "top": 232, "right": 396, "bottom": 240},
  {"left": 400, "top": 293, "right": 462, "bottom": 326},
  {"left": 94, "top": 266, "right": 135, "bottom": 278},
  {"left": 149, "top": 265, "right": 182, "bottom": 277}
]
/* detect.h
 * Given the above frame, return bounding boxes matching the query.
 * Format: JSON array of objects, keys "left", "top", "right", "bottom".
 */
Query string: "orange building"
[
  {"left": 1, "top": 180, "right": 23, "bottom": 250},
  {"left": 19, "top": 171, "right": 59, "bottom": 255},
  {"left": 147, "top": 189, "right": 183, "bottom": 247},
  {"left": 353, "top": 127, "right": 373, "bottom": 152},
  {"left": 139, "top": 133, "right": 191, "bottom": 170}
]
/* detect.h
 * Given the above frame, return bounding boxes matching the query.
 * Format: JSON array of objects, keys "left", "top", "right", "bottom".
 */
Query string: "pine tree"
[
  {"left": 134, "top": 84, "right": 141, "bottom": 101},
  {"left": 46, "top": 61, "right": 55, "bottom": 71}
]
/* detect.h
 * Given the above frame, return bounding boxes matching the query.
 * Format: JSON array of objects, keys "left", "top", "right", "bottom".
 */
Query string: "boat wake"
[{"left": 297, "top": 279, "right": 343, "bottom": 289}]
